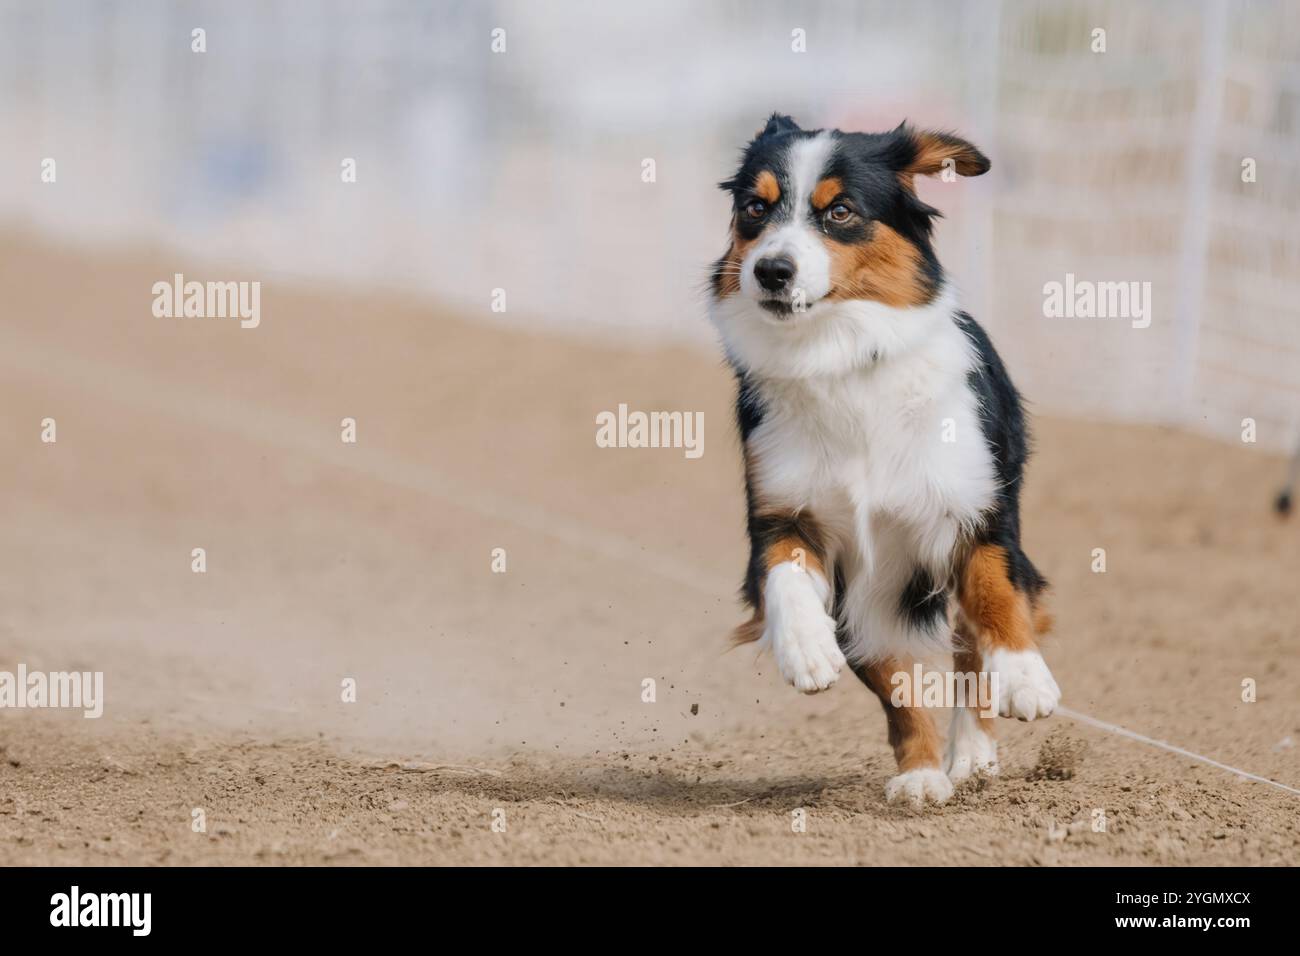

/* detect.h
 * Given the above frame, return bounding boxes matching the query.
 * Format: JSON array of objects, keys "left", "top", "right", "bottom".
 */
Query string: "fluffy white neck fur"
[{"left": 710, "top": 284, "right": 962, "bottom": 381}]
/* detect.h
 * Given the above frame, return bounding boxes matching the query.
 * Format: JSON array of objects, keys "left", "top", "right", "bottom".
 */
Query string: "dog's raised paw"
[
  {"left": 767, "top": 608, "right": 844, "bottom": 693},
  {"left": 762, "top": 564, "right": 843, "bottom": 694},
  {"left": 985, "top": 648, "right": 1060, "bottom": 720},
  {"left": 885, "top": 768, "right": 953, "bottom": 807}
]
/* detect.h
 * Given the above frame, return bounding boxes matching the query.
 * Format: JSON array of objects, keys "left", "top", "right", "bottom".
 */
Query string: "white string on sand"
[{"left": 1056, "top": 705, "right": 1300, "bottom": 797}]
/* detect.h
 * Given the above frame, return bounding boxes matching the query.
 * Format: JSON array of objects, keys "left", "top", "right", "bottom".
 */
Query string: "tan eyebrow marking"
[
  {"left": 811, "top": 176, "right": 843, "bottom": 210},
  {"left": 753, "top": 170, "right": 780, "bottom": 203}
]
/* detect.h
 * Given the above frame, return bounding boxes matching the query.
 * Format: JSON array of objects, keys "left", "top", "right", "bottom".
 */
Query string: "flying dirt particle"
[
  {"left": 690, "top": 703, "right": 699, "bottom": 716},
  {"left": 1028, "top": 733, "right": 1087, "bottom": 781}
]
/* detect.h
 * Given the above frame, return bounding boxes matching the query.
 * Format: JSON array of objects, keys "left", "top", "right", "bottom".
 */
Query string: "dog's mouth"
[
  {"left": 759, "top": 297, "right": 795, "bottom": 317},
  {"left": 758, "top": 291, "right": 824, "bottom": 319}
]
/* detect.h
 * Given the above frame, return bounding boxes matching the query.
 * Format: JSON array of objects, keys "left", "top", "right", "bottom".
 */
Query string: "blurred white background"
[{"left": 1, "top": 0, "right": 1297, "bottom": 447}]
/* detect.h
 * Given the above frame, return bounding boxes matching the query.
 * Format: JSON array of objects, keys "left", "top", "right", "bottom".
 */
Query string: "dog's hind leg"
[{"left": 958, "top": 542, "right": 1059, "bottom": 722}]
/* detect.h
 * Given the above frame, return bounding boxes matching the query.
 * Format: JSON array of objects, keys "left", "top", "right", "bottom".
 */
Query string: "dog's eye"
[
  {"left": 744, "top": 199, "right": 767, "bottom": 219},
  {"left": 827, "top": 203, "right": 853, "bottom": 224}
]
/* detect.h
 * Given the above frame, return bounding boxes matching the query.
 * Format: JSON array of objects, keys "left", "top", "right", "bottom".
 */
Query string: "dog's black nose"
[{"left": 754, "top": 256, "right": 796, "bottom": 293}]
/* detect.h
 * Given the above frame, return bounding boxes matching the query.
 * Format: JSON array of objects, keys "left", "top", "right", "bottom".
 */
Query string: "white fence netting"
[{"left": 1, "top": 0, "right": 1295, "bottom": 446}]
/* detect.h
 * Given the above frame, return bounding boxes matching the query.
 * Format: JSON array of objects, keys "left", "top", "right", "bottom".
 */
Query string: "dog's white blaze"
[
  {"left": 738, "top": 132, "right": 836, "bottom": 305},
  {"left": 711, "top": 284, "right": 998, "bottom": 663}
]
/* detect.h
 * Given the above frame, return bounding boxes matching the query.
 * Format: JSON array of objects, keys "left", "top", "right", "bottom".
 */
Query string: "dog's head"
[{"left": 711, "top": 114, "right": 988, "bottom": 318}]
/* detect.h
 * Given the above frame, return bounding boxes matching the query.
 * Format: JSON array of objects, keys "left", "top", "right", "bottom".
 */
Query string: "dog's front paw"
[
  {"left": 985, "top": 648, "right": 1060, "bottom": 721},
  {"left": 767, "top": 606, "right": 844, "bottom": 694},
  {"left": 944, "top": 707, "right": 998, "bottom": 781},
  {"left": 885, "top": 768, "right": 953, "bottom": 807},
  {"left": 763, "top": 564, "right": 844, "bottom": 694}
]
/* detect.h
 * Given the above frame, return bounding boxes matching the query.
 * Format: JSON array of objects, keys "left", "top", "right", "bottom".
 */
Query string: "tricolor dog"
[{"left": 709, "top": 114, "right": 1059, "bottom": 807}]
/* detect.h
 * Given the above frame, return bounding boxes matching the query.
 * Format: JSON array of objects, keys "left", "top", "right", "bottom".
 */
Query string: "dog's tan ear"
[{"left": 897, "top": 126, "right": 990, "bottom": 185}]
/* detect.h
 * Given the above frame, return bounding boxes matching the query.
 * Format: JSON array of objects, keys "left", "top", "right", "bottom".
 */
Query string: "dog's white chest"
[{"left": 748, "top": 336, "right": 997, "bottom": 578}]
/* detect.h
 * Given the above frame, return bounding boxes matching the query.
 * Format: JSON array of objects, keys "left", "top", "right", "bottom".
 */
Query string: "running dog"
[{"left": 709, "top": 114, "right": 1059, "bottom": 807}]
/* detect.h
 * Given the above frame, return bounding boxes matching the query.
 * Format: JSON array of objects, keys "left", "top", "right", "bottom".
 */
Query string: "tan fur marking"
[
  {"left": 896, "top": 130, "right": 988, "bottom": 192},
  {"left": 753, "top": 169, "right": 780, "bottom": 203},
  {"left": 730, "top": 500, "right": 826, "bottom": 646},
  {"left": 715, "top": 231, "right": 757, "bottom": 297},
  {"left": 730, "top": 617, "right": 765, "bottom": 646},
  {"left": 810, "top": 176, "right": 842, "bottom": 210},
  {"left": 908, "top": 132, "right": 987, "bottom": 178},
  {"left": 857, "top": 657, "right": 944, "bottom": 771},
  {"left": 823, "top": 222, "right": 929, "bottom": 308},
  {"left": 1032, "top": 603, "right": 1053, "bottom": 636},
  {"left": 959, "top": 544, "right": 1036, "bottom": 652},
  {"left": 763, "top": 534, "right": 825, "bottom": 578}
]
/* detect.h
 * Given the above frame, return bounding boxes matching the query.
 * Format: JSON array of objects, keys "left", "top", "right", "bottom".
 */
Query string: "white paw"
[
  {"left": 985, "top": 648, "right": 1060, "bottom": 721},
  {"left": 944, "top": 707, "right": 999, "bottom": 781},
  {"left": 885, "top": 768, "right": 953, "bottom": 807},
  {"left": 762, "top": 563, "right": 844, "bottom": 694}
]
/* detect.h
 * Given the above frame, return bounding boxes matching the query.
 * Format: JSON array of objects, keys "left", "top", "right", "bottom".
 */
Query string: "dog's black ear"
[
  {"left": 891, "top": 123, "right": 990, "bottom": 185},
  {"left": 720, "top": 114, "right": 803, "bottom": 192},
  {"left": 757, "top": 113, "right": 801, "bottom": 138}
]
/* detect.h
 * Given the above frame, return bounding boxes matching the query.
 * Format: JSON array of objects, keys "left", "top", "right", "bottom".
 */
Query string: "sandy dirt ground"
[{"left": 1, "top": 234, "right": 1297, "bottom": 865}]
